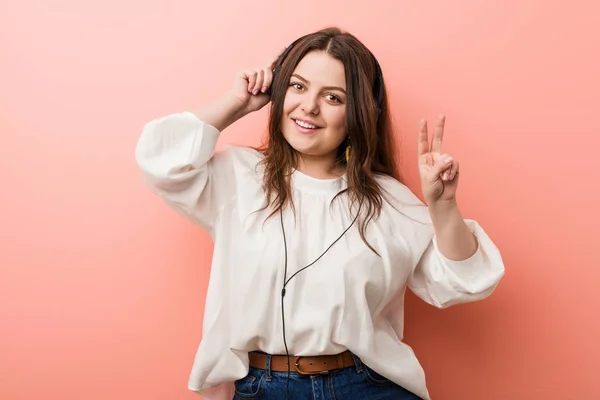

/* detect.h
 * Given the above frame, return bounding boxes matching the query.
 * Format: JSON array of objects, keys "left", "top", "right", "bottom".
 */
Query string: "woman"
[{"left": 135, "top": 27, "right": 504, "bottom": 400}]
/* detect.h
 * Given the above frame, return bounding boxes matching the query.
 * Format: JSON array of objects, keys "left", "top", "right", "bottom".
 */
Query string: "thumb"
[{"left": 431, "top": 154, "right": 454, "bottom": 178}]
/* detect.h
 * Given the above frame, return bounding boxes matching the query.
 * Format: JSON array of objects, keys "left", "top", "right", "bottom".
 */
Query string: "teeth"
[{"left": 295, "top": 119, "right": 317, "bottom": 129}]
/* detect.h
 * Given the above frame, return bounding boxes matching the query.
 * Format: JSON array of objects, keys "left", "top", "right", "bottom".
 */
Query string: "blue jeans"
[{"left": 233, "top": 353, "right": 423, "bottom": 400}]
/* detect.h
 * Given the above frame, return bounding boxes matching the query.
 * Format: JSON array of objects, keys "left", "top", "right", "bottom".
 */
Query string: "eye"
[
  {"left": 289, "top": 82, "right": 305, "bottom": 91},
  {"left": 325, "top": 93, "right": 343, "bottom": 104}
]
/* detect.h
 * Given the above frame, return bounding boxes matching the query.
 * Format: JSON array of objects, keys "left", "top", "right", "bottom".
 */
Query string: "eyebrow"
[{"left": 291, "top": 74, "right": 346, "bottom": 94}]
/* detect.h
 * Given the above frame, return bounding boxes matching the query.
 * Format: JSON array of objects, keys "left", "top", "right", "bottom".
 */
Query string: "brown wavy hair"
[{"left": 258, "top": 27, "right": 402, "bottom": 252}]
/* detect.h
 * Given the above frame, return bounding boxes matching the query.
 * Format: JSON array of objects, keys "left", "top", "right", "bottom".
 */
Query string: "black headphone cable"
[{"left": 278, "top": 174, "right": 365, "bottom": 400}]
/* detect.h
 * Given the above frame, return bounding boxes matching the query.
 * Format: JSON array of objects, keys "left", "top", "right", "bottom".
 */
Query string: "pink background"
[{"left": 1, "top": 1, "right": 599, "bottom": 399}]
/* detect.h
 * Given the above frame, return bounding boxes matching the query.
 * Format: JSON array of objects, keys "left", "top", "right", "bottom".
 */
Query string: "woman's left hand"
[{"left": 418, "top": 115, "right": 460, "bottom": 205}]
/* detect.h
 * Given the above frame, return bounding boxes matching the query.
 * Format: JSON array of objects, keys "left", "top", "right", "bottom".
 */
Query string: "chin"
[
  {"left": 284, "top": 136, "right": 315, "bottom": 155},
  {"left": 282, "top": 123, "right": 310, "bottom": 145}
]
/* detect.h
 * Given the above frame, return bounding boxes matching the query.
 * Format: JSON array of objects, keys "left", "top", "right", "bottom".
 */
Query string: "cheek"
[
  {"left": 325, "top": 107, "right": 346, "bottom": 131},
  {"left": 323, "top": 108, "right": 346, "bottom": 149},
  {"left": 282, "top": 91, "right": 299, "bottom": 115}
]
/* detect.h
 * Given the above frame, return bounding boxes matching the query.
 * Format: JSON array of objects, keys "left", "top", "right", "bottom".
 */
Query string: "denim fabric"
[{"left": 233, "top": 354, "right": 423, "bottom": 400}]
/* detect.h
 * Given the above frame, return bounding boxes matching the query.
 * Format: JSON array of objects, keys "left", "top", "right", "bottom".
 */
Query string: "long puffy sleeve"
[
  {"left": 407, "top": 219, "right": 505, "bottom": 309},
  {"left": 379, "top": 175, "right": 505, "bottom": 310},
  {"left": 135, "top": 111, "right": 235, "bottom": 235}
]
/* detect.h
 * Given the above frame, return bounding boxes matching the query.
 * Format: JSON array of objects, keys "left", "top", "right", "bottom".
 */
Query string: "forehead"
[{"left": 293, "top": 50, "right": 346, "bottom": 89}]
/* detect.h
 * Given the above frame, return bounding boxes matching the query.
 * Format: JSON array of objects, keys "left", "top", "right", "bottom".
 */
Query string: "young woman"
[{"left": 135, "top": 27, "right": 504, "bottom": 400}]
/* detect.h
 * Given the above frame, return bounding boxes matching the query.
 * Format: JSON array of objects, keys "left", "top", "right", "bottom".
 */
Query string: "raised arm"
[
  {"left": 407, "top": 115, "right": 505, "bottom": 308},
  {"left": 134, "top": 55, "right": 279, "bottom": 234}
]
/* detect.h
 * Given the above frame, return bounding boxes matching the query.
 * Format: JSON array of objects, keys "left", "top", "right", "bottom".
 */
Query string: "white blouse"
[{"left": 135, "top": 111, "right": 505, "bottom": 400}]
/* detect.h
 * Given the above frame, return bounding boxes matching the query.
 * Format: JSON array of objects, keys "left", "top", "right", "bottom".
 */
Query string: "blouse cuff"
[{"left": 432, "top": 219, "right": 503, "bottom": 294}]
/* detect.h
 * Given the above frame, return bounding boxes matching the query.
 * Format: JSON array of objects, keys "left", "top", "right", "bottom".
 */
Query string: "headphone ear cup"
[
  {"left": 373, "top": 100, "right": 381, "bottom": 116},
  {"left": 266, "top": 61, "right": 282, "bottom": 99},
  {"left": 371, "top": 55, "right": 384, "bottom": 116},
  {"left": 266, "top": 58, "right": 284, "bottom": 98},
  {"left": 266, "top": 83, "right": 274, "bottom": 98}
]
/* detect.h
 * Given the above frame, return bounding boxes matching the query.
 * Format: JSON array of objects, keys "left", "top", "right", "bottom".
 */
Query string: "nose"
[{"left": 300, "top": 94, "right": 319, "bottom": 115}]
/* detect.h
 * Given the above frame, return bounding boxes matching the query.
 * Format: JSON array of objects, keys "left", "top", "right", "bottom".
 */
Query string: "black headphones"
[{"left": 269, "top": 34, "right": 385, "bottom": 117}]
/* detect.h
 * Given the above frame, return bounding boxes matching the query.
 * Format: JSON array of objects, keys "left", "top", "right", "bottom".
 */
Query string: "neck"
[{"left": 295, "top": 152, "right": 344, "bottom": 179}]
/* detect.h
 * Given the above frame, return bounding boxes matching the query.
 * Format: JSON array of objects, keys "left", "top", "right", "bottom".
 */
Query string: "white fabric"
[{"left": 135, "top": 111, "right": 505, "bottom": 400}]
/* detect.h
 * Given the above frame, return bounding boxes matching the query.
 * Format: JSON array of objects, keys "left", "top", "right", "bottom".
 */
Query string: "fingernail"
[
  {"left": 444, "top": 157, "right": 453, "bottom": 164},
  {"left": 262, "top": 86, "right": 267, "bottom": 93},
  {"left": 252, "top": 89, "right": 259, "bottom": 95}
]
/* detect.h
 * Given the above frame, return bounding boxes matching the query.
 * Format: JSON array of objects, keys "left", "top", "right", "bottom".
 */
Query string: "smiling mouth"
[{"left": 293, "top": 119, "right": 321, "bottom": 130}]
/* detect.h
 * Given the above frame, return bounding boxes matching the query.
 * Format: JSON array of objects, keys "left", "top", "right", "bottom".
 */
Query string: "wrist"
[
  {"left": 427, "top": 198, "right": 459, "bottom": 215},
  {"left": 219, "top": 93, "right": 249, "bottom": 123},
  {"left": 193, "top": 94, "right": 248, "bottom": 132},
  {"left": 427, "top": 199, "right": 462, "bottom": 231},
  {"left": 427, "top": 200, "right": 478, "bottom": 260}
]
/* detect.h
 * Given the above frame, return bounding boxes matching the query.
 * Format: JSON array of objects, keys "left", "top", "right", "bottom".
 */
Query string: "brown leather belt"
[{"left": 248, "top": 350, "right": 355, "bottom": 375}]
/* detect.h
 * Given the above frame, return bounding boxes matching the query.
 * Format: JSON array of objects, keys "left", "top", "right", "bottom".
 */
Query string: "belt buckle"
[{"left": 294, "top": 356, "right": 330, "bottom": 376}]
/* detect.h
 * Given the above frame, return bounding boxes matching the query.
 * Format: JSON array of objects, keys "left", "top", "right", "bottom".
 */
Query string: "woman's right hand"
[
  {"left": 191, "top": 52, "right": 283, "bottom": 132},
  {"left": 228, "top": 53, "right": 281, "bottom": 116}
]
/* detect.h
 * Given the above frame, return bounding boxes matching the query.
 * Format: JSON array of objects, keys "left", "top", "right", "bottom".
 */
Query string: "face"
[{"left": 281, "top": 51, "right": 347, "bottom": 164}]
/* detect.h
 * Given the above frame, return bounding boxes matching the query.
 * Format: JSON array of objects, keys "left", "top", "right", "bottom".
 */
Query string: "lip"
[{"left": 291, "top": 117, "right": 322, "bottom": 135}]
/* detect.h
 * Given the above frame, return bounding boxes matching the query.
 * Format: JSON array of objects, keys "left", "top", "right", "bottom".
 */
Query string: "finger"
[
  {"left": 417, "top": 119, "right": 429, "bottom": 156},
  {"left": 448, "top": 158, "right": 459, "bottom": 180},
  {"left": 430, "top": 115, "right": 445, "bottom": 154},
  {"left": 431, "top": 153, "right": 454, "bottom": 180},
  {"left": 441, "top": 159, "right": 459, "bottom": 181},
  {"left": 246, "top": 70, "right": 257, "bottom": 93},
  {"left": 261, "top": 67, "right": 273, "bottom": 93},
  {"left": 253, "top": 70, "right": 264, "bottom": 95}
]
